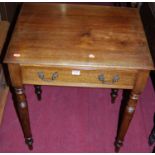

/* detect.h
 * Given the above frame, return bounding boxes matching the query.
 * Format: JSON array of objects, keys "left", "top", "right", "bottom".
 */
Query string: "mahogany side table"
[{"left": 4, "top": 3, "right": 154, "bottom": 152}]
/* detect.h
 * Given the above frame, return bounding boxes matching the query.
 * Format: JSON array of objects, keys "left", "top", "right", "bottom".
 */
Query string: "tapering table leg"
[
  {"left": 111, "top": 89, "right": 119, "bottom": 104},
  {"left": 34, "top": 85, "right": 42, "bottom": 100},
  {"left": 14, "top": 87, "right": 33, "bottom": 149},
  {"left": 8, "top": 64, "right": 33, "bottom": 149},
  {"left": 115, "top": 71, "right": 149, "bottom": 152},
  {"left": 115, "top": 92, "right": 139, "bottom": 152}
]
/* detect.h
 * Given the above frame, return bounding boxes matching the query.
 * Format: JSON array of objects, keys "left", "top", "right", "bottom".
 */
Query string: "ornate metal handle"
[
  {"left": 98, "top": 74, "right": 120, "bottom": 84},
  {"left": 38, "top": 72, "right": 58, "bottom": 82}
]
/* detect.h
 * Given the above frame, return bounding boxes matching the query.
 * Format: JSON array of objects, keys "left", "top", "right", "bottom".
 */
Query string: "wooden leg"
[
  {"left": 14, "top": 87, "right": 33, "bottom": 150},
  {"left": 115, "top": 92, "right": 139, "bottom": 152},
  {"left": 8, "top": 64, "right": 33, "bottom": 149},
  {"left": 34, "top": 85, "right": 42, "bottom": 100},
  {"left": 111, "top": 89, "right": 119, "bottom": 104},
  {"left": 115, "top": 71, "right": 150, "bottom": 152}
]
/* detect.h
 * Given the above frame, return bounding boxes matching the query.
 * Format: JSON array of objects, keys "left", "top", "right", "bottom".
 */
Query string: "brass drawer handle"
[
  {"left": 98, "top": 74, "right": 120, "bottom": 84},
  {"left": 38, "top": 72, "right": 58, "bottom": 82}
]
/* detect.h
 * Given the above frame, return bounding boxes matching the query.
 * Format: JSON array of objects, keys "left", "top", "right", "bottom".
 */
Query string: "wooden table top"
[{"left": 4, "top": 3, "right": 154, "bottom": 70}]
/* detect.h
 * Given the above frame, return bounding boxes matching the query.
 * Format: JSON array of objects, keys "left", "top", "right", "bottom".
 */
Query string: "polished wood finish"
[
  {"left": 115, "top": 71, "right": 150, "bottom": 152},
  {"left": 4, "top": 3, "right": 153, "bottom": 70},
  {"left": 8, "top": 64, "right": 33, "bottom": 149},
  {"left": 4, "top": 3, "right": 154, "bottom": 152},
  {"left": 14, "top": 87, "right": 33, "bottom": 150},
  {"left": 21, "top": 66, "right": 137, "bottom": 89},
  {"left": 0, "top": 86, "right": 9, "bottom": 125}
]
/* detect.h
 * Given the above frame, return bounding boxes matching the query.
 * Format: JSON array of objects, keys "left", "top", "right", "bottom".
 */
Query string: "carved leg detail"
[
  {"left": 111, "top": 89, "right": 119, "bottom": 104},
  {"left": 14, "top": 87, "right": 33, "bottom": 149},
  {"left": 34, "top": 85, "right": 42, "bottom": 101},
  {"left": 115, "top": 93, "right": 139, "bottom": 152}
]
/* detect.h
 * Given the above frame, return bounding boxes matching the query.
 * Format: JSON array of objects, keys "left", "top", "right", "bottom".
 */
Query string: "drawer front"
[{"left": 21, "top": 66, "right": 137, "bottom": 89}]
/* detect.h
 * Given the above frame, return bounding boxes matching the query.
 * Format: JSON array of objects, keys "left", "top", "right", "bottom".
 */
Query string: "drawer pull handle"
[
  {"left": 38, "top": 72, "right": 58, "bottom": 82},
  {"left": 98, "top": 74, "right": 120, "bottom": 84},
  {"left": 51, "top": 72, "right": 59, "bottom": 80}
]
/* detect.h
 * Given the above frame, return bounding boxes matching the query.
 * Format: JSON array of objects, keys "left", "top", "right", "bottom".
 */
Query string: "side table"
[{"left": 4, "top": 3, "right": 154, "bottom": 152}]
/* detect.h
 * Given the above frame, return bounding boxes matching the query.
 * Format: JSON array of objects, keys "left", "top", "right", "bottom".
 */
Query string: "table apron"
[{"left": 21, "top": 65, "right": 137, "bottom": 89}]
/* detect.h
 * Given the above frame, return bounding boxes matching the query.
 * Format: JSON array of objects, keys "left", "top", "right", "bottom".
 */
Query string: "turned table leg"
[
  {"left": 14, "top": 87, "right": 33, "bottom": 149},
  {"left": 111, "top": 89, "right": 119, "bottom": 103},
  {"left": 8, "top": 64, "right": 33, "bottom": 149},
  {"left": 34, "top": 85, "right": 42, "bottom": 100},
  {"left": 115, "top": 92, "right": 139, "bottom": 152},
  {"left": 115, "top": 71, "right": 149, "bottom": 152}
]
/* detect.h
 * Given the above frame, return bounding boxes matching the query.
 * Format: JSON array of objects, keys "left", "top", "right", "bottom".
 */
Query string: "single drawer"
[{"left": 21, "top": 66, "right": 137, "bottom": 89}]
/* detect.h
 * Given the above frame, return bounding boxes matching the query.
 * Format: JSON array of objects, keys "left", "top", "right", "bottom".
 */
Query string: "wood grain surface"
[
  {"left": 4, "top": 3, "right": 154, "bottom": 70},
  {"left": 3, "top": 3, "right": 154, "bottom": 151},
  {"left": 21, "top": 65, "right": 137, "bottom": 89}
]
